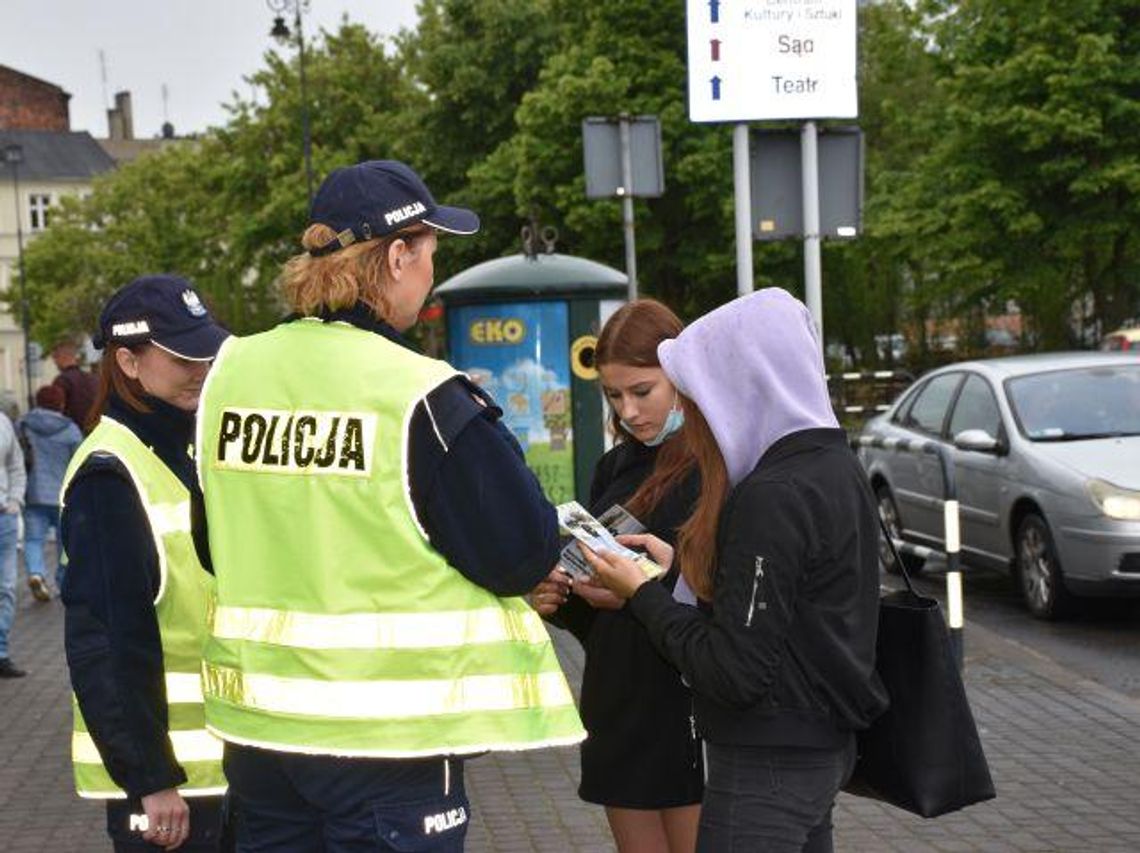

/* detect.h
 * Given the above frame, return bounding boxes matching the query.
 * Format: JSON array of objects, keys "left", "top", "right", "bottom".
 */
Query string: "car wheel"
[
  {"left": 875, "top": 485, "right": 924, "bottom": 576},
  {"left": 1015, "top": 513, "right": 1072, "bottom": 620}
]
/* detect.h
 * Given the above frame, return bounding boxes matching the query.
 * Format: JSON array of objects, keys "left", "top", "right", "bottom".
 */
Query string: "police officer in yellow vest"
[
  {"left": 196, "top": 160, "right": 584, "bottom": 852},
  {"left": 61, "top": 275, "right": 230, "bottom": 851}
]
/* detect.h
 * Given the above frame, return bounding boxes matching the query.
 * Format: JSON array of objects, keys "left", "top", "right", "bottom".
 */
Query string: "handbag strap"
[{"left": 878, "top": 515, "right": 919, "bottom": 597}]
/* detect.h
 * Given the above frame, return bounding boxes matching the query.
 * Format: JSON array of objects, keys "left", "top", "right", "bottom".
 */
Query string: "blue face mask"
[
  {"left": 622, "top": 397, "right": 685, "bottom": 447},
  {"left": 644, "top": 406, "right": 685, "bottom": 446}
]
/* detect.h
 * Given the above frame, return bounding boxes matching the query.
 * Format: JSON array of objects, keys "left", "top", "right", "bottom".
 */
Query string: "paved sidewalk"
[{"left": 2, "top": 579, "right": 1139, "bottom": 852}]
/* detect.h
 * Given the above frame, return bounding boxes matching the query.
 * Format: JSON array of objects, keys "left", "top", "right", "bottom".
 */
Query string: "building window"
[{"left": 28, "top": 194, "right": 52, "bottom": 231}]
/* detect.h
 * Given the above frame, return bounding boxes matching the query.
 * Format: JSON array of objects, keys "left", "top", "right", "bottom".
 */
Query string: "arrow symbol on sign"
[
  {"left": 710, "top": 38, "right": 721, "bottom": 61},
  {"left": 708, "top": 0, "right": 720, "bottom": 24},
  {"left": 710, "top": 76, "right": 722, "bottom": 100}
]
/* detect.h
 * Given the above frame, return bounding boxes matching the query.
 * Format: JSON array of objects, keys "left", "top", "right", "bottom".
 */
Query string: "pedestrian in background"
[
  {"left": 19, "top": 384, "right": 82, "bottom": 600},
  {"left": 0, "top": 406, "right": 26, "bottom": 679},
  {"left": 196, "top": 160, "right": 583, "bottom": 852},
  {"left": 533, "top": 299, "right": 703, "bottom": 853},
  {"left": 61, "top": 275, "right": 230, "bottom": 851},
  {"left": 585, "top": 289, "right": 888, "bottom": 853},
  {"left": 51, "top": 337, "right": 100, "bottom": 433}
]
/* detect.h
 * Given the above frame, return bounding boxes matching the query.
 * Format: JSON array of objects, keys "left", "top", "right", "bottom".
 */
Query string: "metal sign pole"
[
  {"left": 733, "top": 123, "right": 753, "bottom": 296},
  {"left": 801, "top": 121, "right": 823, "bottom": 349},
  {"left": 618, "top": 115, "right": 638, "bottom": 300}
]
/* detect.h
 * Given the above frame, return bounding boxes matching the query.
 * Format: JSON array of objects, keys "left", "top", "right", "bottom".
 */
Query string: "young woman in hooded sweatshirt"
[{"left": 583, "top": 288, "right": 888, "bottom": 853}]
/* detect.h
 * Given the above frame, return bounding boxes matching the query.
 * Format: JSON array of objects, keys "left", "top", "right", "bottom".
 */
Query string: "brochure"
[{"left": 556, "top": 501, "right": 664, "bottom": 581}]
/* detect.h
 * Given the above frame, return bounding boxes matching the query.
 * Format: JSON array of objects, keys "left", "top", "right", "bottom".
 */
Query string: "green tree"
[
  {"left": 394, "top": 0, "right": 564, "bottom": 275},
  {"left": 821, "top": 0, "right": 947, "bottom": 367},
  {"left": 899, "top": 0, "right": 1140, "bottom": 347},
  {"left": 463, "top": 0, "right": 740, "bottom": 316},
  {"left": 205, "top": 22, "right": 421, "bottom": 327},
  {"left": 20, "top": 23, "right": 415, "bottom": 340},
  {"left": 21, "top": 140, "right": 232, "bottom": 344}
]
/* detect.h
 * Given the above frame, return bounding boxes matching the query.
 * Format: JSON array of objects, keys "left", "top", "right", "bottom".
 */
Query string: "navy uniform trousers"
[{"left": 223, "top": 743, "right": 469, "bottom": 852}]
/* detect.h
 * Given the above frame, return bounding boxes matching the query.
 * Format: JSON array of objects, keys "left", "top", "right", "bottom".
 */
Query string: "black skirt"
[{"left": 577, "top": 599, "right": 704, "bottom": 808}]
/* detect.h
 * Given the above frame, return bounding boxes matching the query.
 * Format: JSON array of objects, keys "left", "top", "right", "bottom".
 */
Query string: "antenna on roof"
[{"left": 98, "top": 49, "right": 109, "bottom": 109}]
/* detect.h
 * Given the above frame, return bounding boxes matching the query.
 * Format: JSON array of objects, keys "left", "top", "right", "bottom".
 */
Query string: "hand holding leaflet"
[
  {"left": 556, "top": 502, "right": 664, "bottom": 581},
  {"left": 574, "top": 533, "right": 670, "bottom": 597}
]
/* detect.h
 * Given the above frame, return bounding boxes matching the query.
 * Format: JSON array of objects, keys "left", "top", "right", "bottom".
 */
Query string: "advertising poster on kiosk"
[{"left": 449, "top": 302, "right": 576, "bottom": 504}]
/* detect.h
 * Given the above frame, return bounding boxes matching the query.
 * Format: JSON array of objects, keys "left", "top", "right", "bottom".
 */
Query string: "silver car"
[{"left": 857, "top": 352, "right": 1140, "bottom": 619}]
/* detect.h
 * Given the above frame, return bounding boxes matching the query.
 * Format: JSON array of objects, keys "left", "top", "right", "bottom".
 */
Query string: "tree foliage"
[
  {"left": 21, "top": 23, "right": 415, "bottom": 339},
  {"left": 16, "top": 0, "right": 1140, "bottom": 362},
  {"left": 895, "top": 0, "right": 1140, "bottom": 349}
]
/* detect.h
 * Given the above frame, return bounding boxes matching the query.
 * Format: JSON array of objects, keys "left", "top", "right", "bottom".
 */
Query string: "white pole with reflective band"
[
  {"left": 854, "top": 433, "right": 967, "bottom": 669},
  {"left": 944, "top": 498, "right": 964, "bottom": 666}
]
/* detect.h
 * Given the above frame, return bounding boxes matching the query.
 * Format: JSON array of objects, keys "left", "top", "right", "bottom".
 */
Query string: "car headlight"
[{"left": 1087, "top": 479, "right": 1140, "bottom": 521}]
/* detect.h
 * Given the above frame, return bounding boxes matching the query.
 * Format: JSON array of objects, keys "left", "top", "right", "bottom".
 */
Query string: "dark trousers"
[
  {"left": 697, "top": 736, "right": 856, "bottom": 853},
  {"left": 224, "top": 743, "right": 469, "bottom": 853},
  {"left": 106, "top": 795, "right": 228, "bottom": 852}
]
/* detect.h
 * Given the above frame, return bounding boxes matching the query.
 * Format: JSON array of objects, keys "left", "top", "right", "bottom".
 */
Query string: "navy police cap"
[
  {"left": 93, "top": 274, "right": 230, "bottom": 361},
  {"left": 307, "top": 160, "right": 480, "bottom": 257}
]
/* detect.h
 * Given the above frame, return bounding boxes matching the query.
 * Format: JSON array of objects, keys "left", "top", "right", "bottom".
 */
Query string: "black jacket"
[{"left": 629, "top": 428, "right": 888, "bottom": 749}]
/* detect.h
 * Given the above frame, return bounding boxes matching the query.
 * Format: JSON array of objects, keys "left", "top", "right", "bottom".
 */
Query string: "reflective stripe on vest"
[
  {"left": 63, "top": 418, "right": 227, "bottom": 799},
  {"left": 198, "top": 324, "right": 585, "bottom": 757},
  {"left": 211, "top": 604, "right": 551, "bottom": 649},
  {"left": 73, "top": 730, "right": 224, "bottom": 766},
  {"left": 203, "top": 665, "right": 574, "bottom": 719}
]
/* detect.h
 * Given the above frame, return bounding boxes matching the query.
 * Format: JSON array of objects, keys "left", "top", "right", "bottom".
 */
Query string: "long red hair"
[
  {"left": 594, "top": 299, "right": 694, "bottom": 523},
  {"left": 675, "top": 399, "right": 729, "bottom": 600},
  {"left": 86, "top": 344, "right": 150, "bottom": 432}
]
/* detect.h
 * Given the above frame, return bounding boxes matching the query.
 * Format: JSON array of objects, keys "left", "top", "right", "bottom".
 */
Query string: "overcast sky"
[{"left": 2, "top": 1, "right": 421, "bottom": 138}]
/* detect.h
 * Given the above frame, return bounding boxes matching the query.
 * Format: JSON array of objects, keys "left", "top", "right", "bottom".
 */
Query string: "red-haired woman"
[
  {"left": 533, "top": 299, "right": 703, "bottom": 853},
  {"left": 584, "top": 289, "right": 887, "bottom": 853}
]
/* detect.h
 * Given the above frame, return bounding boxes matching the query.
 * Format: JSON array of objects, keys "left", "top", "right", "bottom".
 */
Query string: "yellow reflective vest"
[
  {"left": 197, "top": 319, "right": 584, "bottom": 757},
  {"left": 62, "top": 417, "right": 226, "bottom": 799}
]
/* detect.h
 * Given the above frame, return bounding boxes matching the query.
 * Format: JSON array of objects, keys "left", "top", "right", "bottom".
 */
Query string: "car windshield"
[{"left": 1008, "top": 365, "right": 1140, "bottom": 441}]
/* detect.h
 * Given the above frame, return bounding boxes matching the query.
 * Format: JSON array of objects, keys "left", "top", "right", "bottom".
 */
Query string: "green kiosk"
[{"left": 434, "top": 252, "right": 627, "bottom": 505}]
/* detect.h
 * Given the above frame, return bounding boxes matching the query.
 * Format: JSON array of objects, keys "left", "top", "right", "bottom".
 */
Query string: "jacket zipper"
[
  {"left": 745, "top": 557, "right": 764, "bottom": 627},
  {"left": 687, "top": 694, "right": 701, "bottom": 771},
  {"left": 689, "top": 712, "right": 698, "bottom": 769}
]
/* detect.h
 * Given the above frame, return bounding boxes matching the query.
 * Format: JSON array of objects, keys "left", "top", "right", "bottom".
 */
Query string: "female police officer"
[
  {"left": 61, "top": 275, "right": 230, "bottom": 851},
  {"left": 196, "top": 160, "right": 583, "bottom": 852}
]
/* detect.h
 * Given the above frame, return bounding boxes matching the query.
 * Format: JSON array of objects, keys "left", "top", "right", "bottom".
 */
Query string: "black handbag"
[{"left": 844, "top": 523, "right": 996, "bottom": 817}]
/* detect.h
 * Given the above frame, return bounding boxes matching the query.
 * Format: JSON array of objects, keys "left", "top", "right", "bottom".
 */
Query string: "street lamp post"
[
  {"left": 268, "top": 0, "right": 314, "bottom": 202},
  {"left": 3, "top": 144, "right": 33, "bottom": 410}
]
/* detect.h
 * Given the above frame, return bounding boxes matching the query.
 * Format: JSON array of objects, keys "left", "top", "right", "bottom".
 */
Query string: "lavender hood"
[{"left": 658, "top": 288, "right": 838, "bottom": 487}]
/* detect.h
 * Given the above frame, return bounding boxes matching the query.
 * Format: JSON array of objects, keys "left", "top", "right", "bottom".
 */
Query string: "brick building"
[
  {"left": 0, "top": 65, "right": 177, "bottom": 410},
  {"left": 1, "top": 66, "right": 113, "bottom": 410},
  {"left": 0, "top": 65, "right": 70, "bottom": 132}
]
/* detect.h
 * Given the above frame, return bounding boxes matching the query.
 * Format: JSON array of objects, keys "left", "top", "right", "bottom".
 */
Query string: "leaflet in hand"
[{"left": 556, "top": 501, "right": 664, "bottom": 581}]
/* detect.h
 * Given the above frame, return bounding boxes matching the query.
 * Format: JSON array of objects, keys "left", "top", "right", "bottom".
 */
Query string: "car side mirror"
[{"left": 953, "top": 429, "right": 1003, "bottom": 454}]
